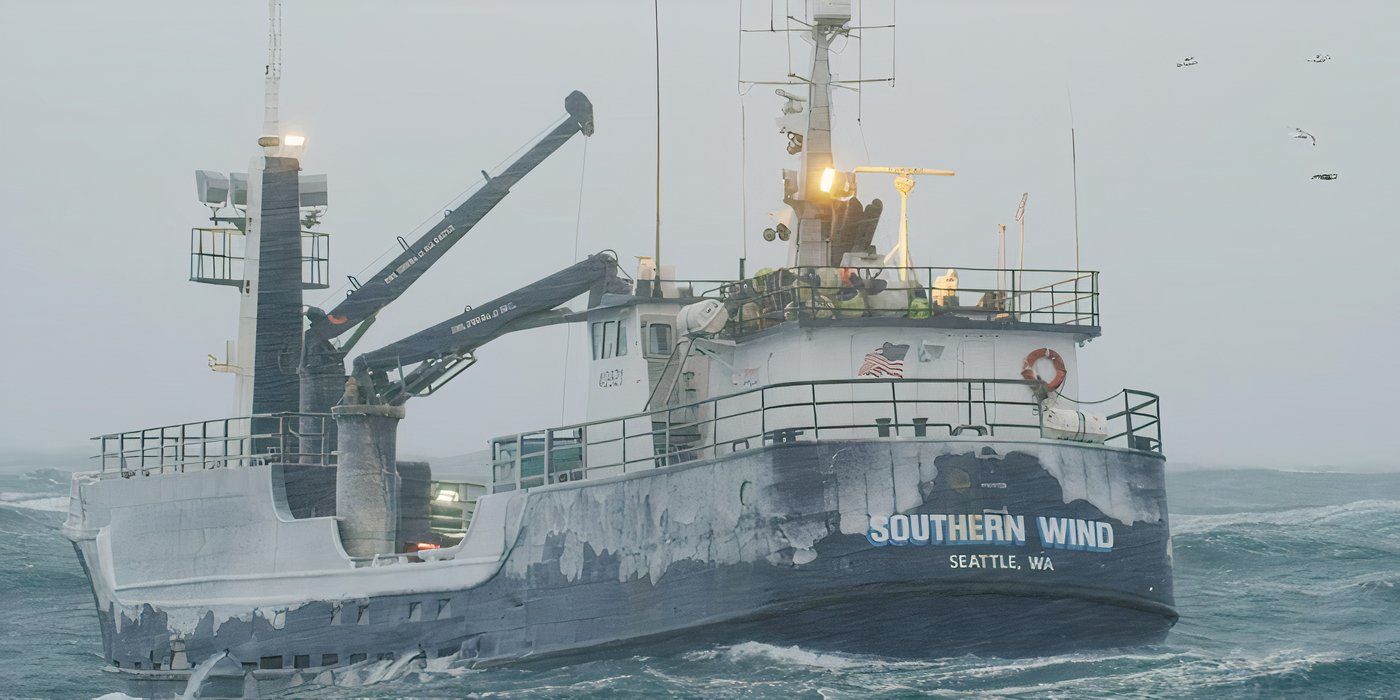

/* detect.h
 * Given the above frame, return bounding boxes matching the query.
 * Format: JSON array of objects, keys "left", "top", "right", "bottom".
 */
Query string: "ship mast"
[
  {"left": 261, "top": 0, "right": 283, "bottom": 147},
  {"left": 788, "top": 5, "right": 847, "bottom": 268}
]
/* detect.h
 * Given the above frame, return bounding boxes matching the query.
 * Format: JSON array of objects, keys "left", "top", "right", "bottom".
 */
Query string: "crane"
[
  {"left": 299, "top": 91, "right": 596, "bottom": 414},
  {"left": 349, "top": 252, "right": 620, "bottom": 406}
]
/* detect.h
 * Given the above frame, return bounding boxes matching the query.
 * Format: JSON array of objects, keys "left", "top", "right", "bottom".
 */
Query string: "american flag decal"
[{"left": 858, "top": 342, "right": 910, "bottom": 378}]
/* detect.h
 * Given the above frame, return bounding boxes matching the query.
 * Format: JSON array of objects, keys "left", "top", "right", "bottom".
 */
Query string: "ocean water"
[{"left": 2, "top": 466, "right": 1397, "bottom": 698}]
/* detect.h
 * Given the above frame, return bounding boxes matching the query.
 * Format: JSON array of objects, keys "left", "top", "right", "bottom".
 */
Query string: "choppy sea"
[{"left": 2, "top": 466, "right": 1397, "bottom": 698}]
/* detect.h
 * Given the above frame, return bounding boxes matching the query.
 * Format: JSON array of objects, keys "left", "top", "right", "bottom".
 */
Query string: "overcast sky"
[{"left": 2, "top": 0, "right": 1396, "bottom": 469}]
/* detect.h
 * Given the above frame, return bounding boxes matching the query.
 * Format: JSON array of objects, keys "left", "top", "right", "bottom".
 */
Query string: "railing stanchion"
[
  {"left": 760, "top": 387, "right": 767, "bottom": 441},
  {"left": 1124, "top": 391, "right": 1135, "bottom": 445},
  {"left": 890, "top": 380, "right": 900, "bottom": 437},
  {"left": 544, "top": 428, "right": 553, "bottom": 484}
]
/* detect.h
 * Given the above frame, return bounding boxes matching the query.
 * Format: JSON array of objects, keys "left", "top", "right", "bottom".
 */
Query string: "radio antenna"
[
  {"left": 1068, "top": 88, "right": 1080, "bottom": 273},
  {"left": 652, "top": 0, "right": 663, "bottom": 294}
]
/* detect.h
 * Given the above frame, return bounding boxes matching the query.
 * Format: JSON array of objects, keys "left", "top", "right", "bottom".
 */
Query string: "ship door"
[{"left": 957, "top": 339, "right": 997, "bottom": 429}]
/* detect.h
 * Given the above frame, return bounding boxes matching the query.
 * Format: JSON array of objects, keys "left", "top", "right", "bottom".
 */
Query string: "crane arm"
[
  {"left": 350, "top": 252, "right": 619, "bottom": 405},
  {"left": 852, "top": 166, "right": 955, "bottom": 176},
  {"left": 306, "top": 91, "right": 595, "bottom": 344}
]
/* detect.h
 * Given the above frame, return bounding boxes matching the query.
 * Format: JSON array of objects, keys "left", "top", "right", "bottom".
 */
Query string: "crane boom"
[
  {"left": 351, "top": 252, "right": 619, "bottom": 405},
  {"left": 305, "top": 90, "right": 595, "bottom": 344}
]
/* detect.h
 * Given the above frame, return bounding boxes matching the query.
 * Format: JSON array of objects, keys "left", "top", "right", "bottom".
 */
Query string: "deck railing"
[
  {"left": 92, "top": 412, "right": 334, "bottom": 477},
  {"left": 707, "top": 266, "right": 1098, "bottom": 336},
  {"left": 490, "top": 379, "right": 1161, "bottom": 493},
  {"left": 189, "top": 227, "right": 332, "bottom": 290}
]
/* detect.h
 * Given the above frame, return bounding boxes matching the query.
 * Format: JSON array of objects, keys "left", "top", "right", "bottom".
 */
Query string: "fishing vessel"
[{"left": 63, "top": 1, "right": 1174, "bottom": 694}]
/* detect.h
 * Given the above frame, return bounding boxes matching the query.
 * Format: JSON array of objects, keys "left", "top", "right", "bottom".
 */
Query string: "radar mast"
[{"left": 261, "top": 0, "right": 283, "bottom": 148}]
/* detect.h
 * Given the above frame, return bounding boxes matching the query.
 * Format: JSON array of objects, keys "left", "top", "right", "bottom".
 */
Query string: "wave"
[
  {"left": 0, "top": 492, "right": 67, "bottom": 513},
  {"left": 685, "top": 641, "right": 896, "bottom": 671},
  {"left": 1171, "top": 499, "right": 1400, "bottom": 535},
  {"left": 985, "top": 649, "right": 1349, "bottom": 697}
]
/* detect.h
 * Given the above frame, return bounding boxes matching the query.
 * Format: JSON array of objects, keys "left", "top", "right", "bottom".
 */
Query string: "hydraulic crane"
[
  {"left": 350, "top": 252, "right": 619, "bottom": 406},
  {"left": 299, "top": 91, "right": 596, "bottom": 415}
]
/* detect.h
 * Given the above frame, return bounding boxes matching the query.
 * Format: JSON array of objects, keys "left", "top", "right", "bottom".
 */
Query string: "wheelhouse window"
[
  {"left": 645, "top": 323, "right": 674, "bottom": 357},
  {"left": 592, "top": 320, "right": 625, "bottom": 359}
]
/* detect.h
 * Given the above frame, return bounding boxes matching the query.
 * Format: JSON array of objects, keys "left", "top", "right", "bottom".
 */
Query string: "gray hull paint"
[{"left": 78, "top": 438, "right": 1174, "bottom": 677}]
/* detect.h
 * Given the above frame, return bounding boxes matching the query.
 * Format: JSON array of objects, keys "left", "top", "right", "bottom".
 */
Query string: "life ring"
[{"left": 1021, "top": 348, "right": 1067, "bottom": 392}]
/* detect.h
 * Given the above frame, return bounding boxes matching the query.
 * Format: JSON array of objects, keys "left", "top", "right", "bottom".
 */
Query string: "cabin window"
[
  {"left": 293, "top": 654, "right": 311, "bottom": 669},
  {"left": 259, "top": 656, "right": 283, "bottom": 670},
  {"left": 602, "top": 321, "right": 617, "bottom": 357},
  {"left": 321, "top": 653, "right": 339, "bottom": 666},
  {"left": 591, "top": 322, "right": 605, "bottom": 359},
  {"left": 593, "top": 321, "right": 624, "bottom": 359},
  {"left": 645, "top": 323, "right": 674, "bottom": 357}
]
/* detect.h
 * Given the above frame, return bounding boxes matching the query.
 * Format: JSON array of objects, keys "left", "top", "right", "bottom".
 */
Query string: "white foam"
[
  {"left": 986, "top": 649, "right": 1346, "bottom": 695},
  {"left": 1172, "top": 499, "right": 1400, "bottom": 535},
  {"left": 710, "top": 642, "right": 868, "bottom": 671},
  {"left": 0, "top": 492, "right": 67, "bottom": 513}
]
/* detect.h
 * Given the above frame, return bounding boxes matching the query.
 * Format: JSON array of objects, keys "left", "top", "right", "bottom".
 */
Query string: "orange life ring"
[{"left": 1021, "top": 348, "right": 1067, "bottom": 392}]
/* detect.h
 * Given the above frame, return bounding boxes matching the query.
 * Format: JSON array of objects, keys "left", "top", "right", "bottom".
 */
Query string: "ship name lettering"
[
  {"left": 1036, "top": 516, "right": 1115, "bottom": 552},
  {"left": 866, "top": 513, "right": 1026, "bottom": 547}
]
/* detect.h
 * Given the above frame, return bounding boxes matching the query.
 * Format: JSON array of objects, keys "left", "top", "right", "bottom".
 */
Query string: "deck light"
[
  {"left": 283, "top": 134, "right": 306, "bottom": 147},
  {"left": 435, "top": 490, "right": 459, "bottom": 503},
  {"left": 819, "top": 167, "right": 836, "bottom": 193}
]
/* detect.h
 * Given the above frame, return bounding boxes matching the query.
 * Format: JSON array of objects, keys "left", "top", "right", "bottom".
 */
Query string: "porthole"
[{"left": 739, "top": 480, "right": 754, "bottom": 506}]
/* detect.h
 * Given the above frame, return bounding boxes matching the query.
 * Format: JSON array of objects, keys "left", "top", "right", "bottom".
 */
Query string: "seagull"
[
  {"left": 1176, "top": 56, "right": 1198, "bottom": 68},
  {"left": 1311, "top": 173, "right": 1338, "bottom": 181},
  {"left": 1306, "top": 54, "right": 1332, "bottom": 63},
  {"left": 1289, "top": 127, "right": 1317, "bottom": 146}
]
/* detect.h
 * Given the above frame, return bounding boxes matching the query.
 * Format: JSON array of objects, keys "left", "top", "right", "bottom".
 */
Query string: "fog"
[{"left": 1, "top": 0, "right": 1396, "bottom": 469}]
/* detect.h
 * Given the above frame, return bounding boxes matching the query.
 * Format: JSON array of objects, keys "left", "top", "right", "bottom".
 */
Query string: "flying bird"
[
  {"left": 1306, "top": 54, "right": 1332, "bottom": 63},
  {"left": 1176, "top": 56, "right": 1198, "bottom": 68},
  {"left": 1289, "top": 127, "right": 1317, "bottom": 146},
  {"left": 1311, "top": 173, "right": 1338, "bottom": 181}
]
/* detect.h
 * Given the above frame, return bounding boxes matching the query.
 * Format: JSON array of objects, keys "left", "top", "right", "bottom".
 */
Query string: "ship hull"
[{"left": 67, "top": 437, "right": 1174, "bottom": 687}]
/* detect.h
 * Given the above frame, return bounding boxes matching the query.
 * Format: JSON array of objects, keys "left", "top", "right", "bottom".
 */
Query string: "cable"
[
  {"left": 559, "top": 137, "right": 589, "bottom": 423},
  {"left": 312, "top": 115, "right": 566, "bottom": 307}
]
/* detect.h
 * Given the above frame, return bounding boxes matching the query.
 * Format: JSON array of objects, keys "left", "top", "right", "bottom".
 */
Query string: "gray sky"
[{"left": 2, "top": 0, "right": 1396, "bottom": 469}]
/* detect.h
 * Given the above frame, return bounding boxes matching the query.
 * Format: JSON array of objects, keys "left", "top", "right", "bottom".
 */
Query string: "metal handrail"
[
  {"left": 190, "top": 227, "right": 331, "bottom": 290},
  {"left": 92, "top": 412, "right": 334, "bottom": 478},
  {"left": 707, "top": 266, "right": 1100, "bottom": 337},
  {"left": 489, "top": 378, "right": 1162, "bottom": 493}
]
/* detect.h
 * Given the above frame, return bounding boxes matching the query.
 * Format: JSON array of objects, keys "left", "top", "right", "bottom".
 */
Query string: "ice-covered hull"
[{"left": 66, "top": 437, "right": 1173, "bottom": 685}]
